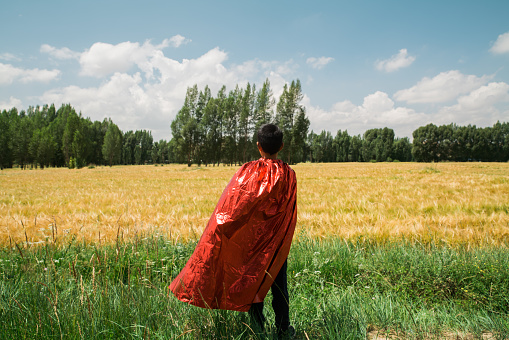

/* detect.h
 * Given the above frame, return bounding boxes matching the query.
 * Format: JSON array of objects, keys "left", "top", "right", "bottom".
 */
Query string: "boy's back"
[{"left": 169, "top": 157, "right": 297, "bottom": 311}]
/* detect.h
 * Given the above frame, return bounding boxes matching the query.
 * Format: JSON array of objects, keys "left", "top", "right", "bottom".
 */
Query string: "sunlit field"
[
  {"left": 1, "top": 162, "right": 508, "bottom": 247},
  {"left": 2, "top": 162, "right": 509, "bottom": 339}
]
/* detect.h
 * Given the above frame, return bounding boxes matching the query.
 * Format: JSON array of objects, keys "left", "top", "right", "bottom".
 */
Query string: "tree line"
[
  {"left": 1, "top": 80, "right": 508, "bottom": 169},
  {"left": 170, "top": 79, "right": 309, "bottom": 166},
  {"left": 412, "top": 122, "right": 509, "bottom": 162},
  {"left": 306, "top": 121, "right": 509, "bottom": 163},
  {"left": 307, "top": 128, "right": 413, "bottom": 163},
  {"left": 168, "top": 80, "right": 508, "bottom": 164},
  {"left": 0, "top": 104, "right": 158, "bottom": 169}
]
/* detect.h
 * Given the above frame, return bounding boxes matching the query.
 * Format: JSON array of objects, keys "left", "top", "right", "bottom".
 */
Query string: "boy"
[{"left": 169, "top": 124, "right": 297, "bottom": 337}]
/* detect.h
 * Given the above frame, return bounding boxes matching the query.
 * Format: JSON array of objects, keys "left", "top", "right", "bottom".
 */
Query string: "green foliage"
[
  {"left": 11, "top": 110, "right": 33, "bottom": 168},
  {"left": 412, "top": 122, "right": 509, "bottom": 162},
  {"left": 334, "top": 129, "right": 351, "bottom": 162},
  {"left": 171, "top": 85, "right": 200, "bottom": 166},
  {"left": 68, "top": 156, "right": 76, "bottom": 169},
  {"left": 308, "top": 130, "right": 334, "bottom": 163},
  {"left": 392, "top": 137, "right": 412, "bottom": 162},
  {"left": 320, "top": 293, "right": 367, "bottom": 339},
  {"left": 1, "top": 97, "right": 508, "bottom": 169},
  {"left": 304, "top": 121, "right": 509, "bottom": 163},
  {"left": 102, "top": 121, "right": 123, "bottom": 166},
  {"left": 1, "top": 237, "right": 508, "bottom": 339},
  {"left": 0, "top": 108, "right": 15, "bottom": 169},
  {"left": 275, "top": 80, "right": 310, "bottom": 164},
  {"left": 0, "top": 104, "right": 111, "bottom": 168},
  {"left": 169, "top": 79, "right": 305, "bottom": 166},
  {"left": 306, "top": 128, "right": 413, "bottom": 163},
  {"left": 362, "top": 127, "right": 395, "bottom": 162},
  {"left": 0, "top": 104, "right": 159, "bottom": 169},
  {"left": 254, "top": 79, "right": 275, "bottom": 130}
]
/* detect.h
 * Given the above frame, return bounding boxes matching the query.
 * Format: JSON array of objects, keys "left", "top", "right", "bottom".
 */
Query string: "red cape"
[{"left": 169, "top": 158, "right": 297, "bottom": 312}]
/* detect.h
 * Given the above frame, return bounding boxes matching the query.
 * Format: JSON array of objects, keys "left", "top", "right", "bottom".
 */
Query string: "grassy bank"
[{"left": 1, "top": 237, "right": 508, "bottom": 339}]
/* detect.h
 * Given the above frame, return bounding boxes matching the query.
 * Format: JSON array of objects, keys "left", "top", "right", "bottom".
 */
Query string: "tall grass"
[
  {"left": 1, "top": 236, "right": 508, "bottom": 339},
  {"left": 1, "top": 162, "right": 508, "bottom": 246}
]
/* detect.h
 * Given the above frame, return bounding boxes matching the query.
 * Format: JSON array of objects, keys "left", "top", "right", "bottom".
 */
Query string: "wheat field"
[{"left": 1, "top": 162, "right": 508, "bottom": 247}]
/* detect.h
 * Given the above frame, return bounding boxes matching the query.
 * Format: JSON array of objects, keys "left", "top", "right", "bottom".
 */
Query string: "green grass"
[{"left": 1, "top": 237, "right": 508, "bottom": 339}]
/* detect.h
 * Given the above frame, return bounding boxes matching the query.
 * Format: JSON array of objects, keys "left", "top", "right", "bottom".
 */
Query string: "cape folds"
[{"left": 169, "top": 158, "right": 297, "bottom": 312}]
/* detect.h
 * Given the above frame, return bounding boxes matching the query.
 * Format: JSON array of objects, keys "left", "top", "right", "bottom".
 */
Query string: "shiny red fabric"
[{"left": 169, "top": 158, "right": 297, "bottom": 312}]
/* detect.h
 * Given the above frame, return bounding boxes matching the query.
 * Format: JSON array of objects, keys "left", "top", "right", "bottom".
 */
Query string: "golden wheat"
[{"left": 1, "top": 162, "right": 508, "bottom": 246}]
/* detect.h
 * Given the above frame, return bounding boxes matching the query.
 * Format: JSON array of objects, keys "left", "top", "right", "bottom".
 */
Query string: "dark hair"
[{"left": 257, "top": 124, "right": 283, "bottom": 155}]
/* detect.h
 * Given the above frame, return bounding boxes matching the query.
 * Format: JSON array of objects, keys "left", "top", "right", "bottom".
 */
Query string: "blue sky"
[{"left": 1, "top": 0, "right": 508, "bottom": 141}]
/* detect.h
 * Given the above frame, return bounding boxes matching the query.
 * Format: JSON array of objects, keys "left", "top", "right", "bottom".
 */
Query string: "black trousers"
[{"left": 248, "top": 259, "right": 289, "bottom": 331}]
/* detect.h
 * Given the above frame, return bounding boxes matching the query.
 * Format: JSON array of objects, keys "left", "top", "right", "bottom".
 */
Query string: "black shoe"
[{"left": 278, "top": 325, "right": 295, "bottom": 339}]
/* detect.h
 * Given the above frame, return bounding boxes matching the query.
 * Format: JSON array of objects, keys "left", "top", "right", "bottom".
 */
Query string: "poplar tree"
[
  {"left": 171, "top": 85, "right": 199, "bottom": 166},
  {"left": 11, "top": 111, "right": 33, "bottom": 169},
  {"left": 333, "top": 130, "right": 351, "bottom": 162},
  {"left": 222, "top": 86, "right": 241, "bottom": 165},
  {"left": 412, "top": 124, "right": 440, "bottom": 162},
  {"left": 195, "top": 86, "right": 211, "bottom": 165},
  {"left": 254, "top": 78, "right": 275, "bottom": 128},
  {"left": 102, "top": 122, "right": 123, "bottom": 166},
  {"left": 239, "top": 82, "right": 255, "bottom": 162},
  {"left": 275, "top": 80, "right": 309, "bottom": 164},
  {"left": 392, "top": 137, "right": 412, "bottom": 162},
  {"left": 0, "top": 109, "right": 14, "bottom": 169}
]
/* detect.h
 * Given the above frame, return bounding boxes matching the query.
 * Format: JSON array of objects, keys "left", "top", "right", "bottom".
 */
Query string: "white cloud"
[
  {"left": 0, "top": 53, "right": 21, "bottom": 62},
  {"left": 307, "top": 77, "right": 509, "bottom": 138},
  {"left": 40, "top": 44, "right": 294, "bottom": 140},
  {"left": 437, "top": 82, "right": 509, "bottom": 125},
  {"left": 306, "top": 56, "right": 334, "bottom": 70},
  {"left": 167, "top": 34, "right": 191, "bottom": 48},
  {"left": 155, "top": 35, "right": 191, "bottom": 49},
  {"left": 456, "top": 82, "right": 509, "bottom": 109},
  {"left": 0, "top": 96, "right": 22, "bottom": 111},
  {"left": 5, "top": 37, "right": 506, "bottom": 142},
  {"left": 39, "top": 34, "right": 190, "bottom": 73},
  {"left": 231, "top": 59, "right": 297, "bottom": 78},
  {"left": 304, "top": 91, "right": 427, "bottom": 138},
  {"left": 362, "top": 91, "right": 394, "bottom": 113},
  {"left": 79, "top": 41, "right": 145, "bottom": 77},
  {"left": 276, "top": 59, "right": 299, "bottom": 75},
  {"left": 41, "top": 72, "right": 155, "bottom": 131},
  {"left": 304, "top": 80, "right": 509, "bottom": 139},
  {"left": 79, "top": 36, "right": 192, "bottom": 78},
  {"left": 393, "top": 70, "right": 491, "bottom": 104},
  {"left": 375, "top": 48, "right": 415, "bottom": 72},
  {"left": 490, "top": 31, "right": 509, "bottom": 54},
  {"left": 0, "top": 62, "right": 60, "bottom": 85},
  {"left": 40, "top": 44, "right": 81, "bottom": 60}
]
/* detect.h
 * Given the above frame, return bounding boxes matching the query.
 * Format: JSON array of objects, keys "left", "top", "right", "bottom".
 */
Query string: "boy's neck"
[
  {"left": 259, "top": 149, "right": 278, "bottom": 159},
  {"left": 261, "top": 154, "right": 278, "bottom": 160}
]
